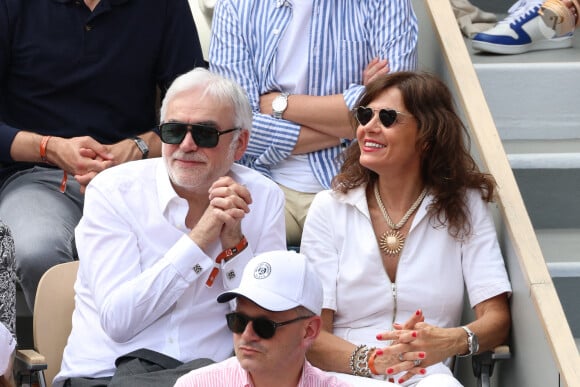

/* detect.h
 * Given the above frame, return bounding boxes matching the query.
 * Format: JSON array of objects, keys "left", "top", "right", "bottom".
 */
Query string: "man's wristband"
[
  {"left": 40, "top": 136, "right": 52, "bottom": 163},
  {"left": 206, "top": 236, "right": 248, "bottom": 287},
  {"left": 216, "top": 236, "right": 248, "bottom": 263}
]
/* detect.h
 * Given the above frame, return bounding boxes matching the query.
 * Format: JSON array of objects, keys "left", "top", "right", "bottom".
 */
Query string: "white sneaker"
[{"left": 472, "top": 0, "right": 574, "bottom": 54}]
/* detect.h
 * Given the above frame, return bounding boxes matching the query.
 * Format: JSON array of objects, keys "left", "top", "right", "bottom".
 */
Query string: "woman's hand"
[
  {"left": 370, "top": 341, "right": 426, "bottom": 382},
  {"left": 374, "top": 309, "right": 463, "bottom": 383}
]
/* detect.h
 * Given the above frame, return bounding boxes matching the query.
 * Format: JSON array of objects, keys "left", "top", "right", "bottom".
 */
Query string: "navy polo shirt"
[{"left": 0, "top": 0, "right": 205, "bottom": 168}]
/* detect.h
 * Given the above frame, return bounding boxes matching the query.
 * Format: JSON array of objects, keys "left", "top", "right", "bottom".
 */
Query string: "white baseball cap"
[
  {"left": 0, "top": 323, "right": 15, "bottom": 375},
  {"left": 217, "top": 250, "right": 323, "bottom": 315}
]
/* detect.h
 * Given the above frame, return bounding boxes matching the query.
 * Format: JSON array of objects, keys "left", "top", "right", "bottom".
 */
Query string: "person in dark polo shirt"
[{"left": 0, "top": 0, "right": 205, "bottom": 312}]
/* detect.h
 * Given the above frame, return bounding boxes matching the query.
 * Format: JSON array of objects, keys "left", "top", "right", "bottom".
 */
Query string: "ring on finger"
[
  {"left": 413, "top": 359, "right": 422, "bottom": 367},
  {"left": 398, "top": 353, "right": 405, "bottom": 362}
]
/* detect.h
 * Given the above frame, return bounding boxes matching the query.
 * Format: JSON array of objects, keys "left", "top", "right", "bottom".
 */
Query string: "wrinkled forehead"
[{"left": 166, "top": 89, "right": 235, "bottom": 126}]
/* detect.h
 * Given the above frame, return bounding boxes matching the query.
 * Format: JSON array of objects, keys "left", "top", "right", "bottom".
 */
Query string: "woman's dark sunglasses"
[
  {"left": 226, "top": 312, "right": 312, "bottom": 339},
  {"left": 354, "top": 106, "right": 409, "bottom": 128},
  {"left": 159, "top": 122, "right": 240, "bottom": 148}
]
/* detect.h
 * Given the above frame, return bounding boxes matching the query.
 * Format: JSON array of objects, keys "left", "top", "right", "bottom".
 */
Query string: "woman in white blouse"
[{"left": 301, "top": 72, "right": 511, "bottom": 387}]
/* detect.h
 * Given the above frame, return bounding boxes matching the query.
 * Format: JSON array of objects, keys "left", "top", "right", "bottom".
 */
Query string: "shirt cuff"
[{"left": 166, "top": 234, "right": 214, "bottom": 282}]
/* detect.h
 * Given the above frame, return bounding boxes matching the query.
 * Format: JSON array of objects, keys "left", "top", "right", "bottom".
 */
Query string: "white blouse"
[{"left": 301, "top": 185, "right": 512, "bottom": 383}]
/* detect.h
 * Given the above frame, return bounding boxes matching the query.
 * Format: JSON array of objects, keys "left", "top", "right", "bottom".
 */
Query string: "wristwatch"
[
  {"left": 458, "top": 326, "right": 479, "bottom": 357},
  {"left": 271, "top": 92, "right": 290, "bottom": 119},
  {"left": 132, "top": 136, "right": 149, "bottom": 159}
]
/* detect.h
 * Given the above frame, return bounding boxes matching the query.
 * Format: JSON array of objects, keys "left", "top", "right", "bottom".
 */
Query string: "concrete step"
[
  {"left": 537, "top": 229, "right": 580, "bottom": 263},
  {"left": 547, "top": 262, "right": 580, "bottom": 339},
  {"left": 504, "top": 139, "right": 580, "bottom": 154},
  {"left": 463, "top": 13, "right": 580, "bottom": 139},
  {"left": 510, "top": 165, "right": 580, "bottom": 229},
  {"left": 470, "top": 35, "right": 580, "bottom": 142}
]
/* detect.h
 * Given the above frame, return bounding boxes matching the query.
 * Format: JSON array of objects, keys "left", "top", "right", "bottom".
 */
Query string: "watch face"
[
  {"left": 472, "top": 333, "right": 479, "bottom": 353},
  {"left": 272, "top": 95, "right": 288, "bottom": 113}
]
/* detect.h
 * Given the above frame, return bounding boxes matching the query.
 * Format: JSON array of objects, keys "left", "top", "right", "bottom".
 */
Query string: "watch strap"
[
  {"left": 272, "top": 92, "right": 290, "bottom": 119},
  {"left": 458, "top": 326, "right": 478, "bottom": 357},
  {"left": 132, "top": 136, "right": 149, "bottom": 159}
]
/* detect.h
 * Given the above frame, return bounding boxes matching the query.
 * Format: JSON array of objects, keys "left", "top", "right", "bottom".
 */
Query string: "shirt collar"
[
  {"left": 156, "top": 159, "right": 181, "bottom": 214},
  {"left": 240, "top": 360, "right": 308, "bottom": 387}
]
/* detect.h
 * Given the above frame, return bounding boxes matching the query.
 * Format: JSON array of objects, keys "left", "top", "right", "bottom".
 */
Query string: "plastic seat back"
[{"left": 33, "top": 261, "right": 79, "bottom": 387}]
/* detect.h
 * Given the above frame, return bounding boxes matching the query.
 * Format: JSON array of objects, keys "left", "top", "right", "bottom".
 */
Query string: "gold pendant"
[{"left": 379, "top": 230, "right": 405, "bottom": 256}]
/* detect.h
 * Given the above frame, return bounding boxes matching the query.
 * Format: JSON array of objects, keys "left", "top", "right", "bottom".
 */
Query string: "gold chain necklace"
[{"left": 373, "top": 183, "right": 427, "bottom": 256}]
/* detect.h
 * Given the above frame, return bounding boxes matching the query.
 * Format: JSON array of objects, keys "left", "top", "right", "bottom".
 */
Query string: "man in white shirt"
[{"left": 54, "top": 68, "right": 287, "bottom": 387}]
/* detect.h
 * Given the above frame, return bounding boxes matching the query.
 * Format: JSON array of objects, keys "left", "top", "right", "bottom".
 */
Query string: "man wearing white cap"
[{"left": 174, "top": 250, "right": 352, "bottom": 387}]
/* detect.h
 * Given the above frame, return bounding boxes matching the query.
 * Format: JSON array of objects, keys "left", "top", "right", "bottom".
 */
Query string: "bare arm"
[
  {"left": 260, "top": 93, "right": 353, "bottom": 139},
  {"left": 306, "top": 309, "right": 358, "bottom": 373},
  {"left": 469, "top": 292, "right": 511, "bottom": 352},
  {"left": 10, "top": 131, "right": 114, "bottom": 176},
  {"left": 307, "top": 309, "right": 418, "bottom": 378},
  {"left": 259, "top": 58, "right": 389, "bottom": 148},
  {"left": 293, "top": 127, "right": 342, "bottom": 155},
  {"left": 74, "top": 131, "right": 161, "bottom": 192}
]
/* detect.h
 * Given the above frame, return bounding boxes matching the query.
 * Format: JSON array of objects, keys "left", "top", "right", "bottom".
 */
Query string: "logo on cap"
[{"left": 253, "top": 262, "right": 271, "bottom": 279}]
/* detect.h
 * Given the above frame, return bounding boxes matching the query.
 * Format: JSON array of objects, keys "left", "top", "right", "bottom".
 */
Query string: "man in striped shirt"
[
  {"left": 209, "top": 0, "right": 419, "bottom": 247},
  {"left": 174, "top": 250, "right": 352, "bottom": 387}
]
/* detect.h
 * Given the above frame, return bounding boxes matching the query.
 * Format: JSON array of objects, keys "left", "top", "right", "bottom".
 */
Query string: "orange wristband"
[
  {"left": 206, "top": 236, "right": 248, "bottom": 287},
  {"left": 216, "top": 236, "right": 248, "bottom": 264},
  {"left": 368, "top": 350, "right": 379, "bottom": 376},
  {"left": 59, "top": 171, "right": 68, "bottom": 193},
  {"left": 40, "top": 136, "right": 52, "bottom": 163}
]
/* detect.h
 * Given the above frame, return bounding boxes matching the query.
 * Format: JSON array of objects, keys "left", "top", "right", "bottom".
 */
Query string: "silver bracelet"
[{"left": 348, "top": 344, "right": 375, "bottom": 377}]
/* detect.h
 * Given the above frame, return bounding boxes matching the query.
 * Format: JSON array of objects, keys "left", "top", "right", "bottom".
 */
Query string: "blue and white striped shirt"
[{"left": 210, "top": 0, "right": 418, "bottom": 188}]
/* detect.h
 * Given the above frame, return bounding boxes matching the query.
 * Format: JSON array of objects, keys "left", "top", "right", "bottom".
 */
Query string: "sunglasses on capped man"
[
  {"left": 354, "top": 106, "right": 410, "bottom": 128},
  {"left": 225, "top": 312, "right": 312, "bottom": 340},
  {"left": 159, "top": 122, "right": 240, "bottom": 148}
]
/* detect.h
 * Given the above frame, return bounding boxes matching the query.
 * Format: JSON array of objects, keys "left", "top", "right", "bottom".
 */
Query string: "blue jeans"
[{"left": 0, "top": 167, "right": 83, "bottom": 311}]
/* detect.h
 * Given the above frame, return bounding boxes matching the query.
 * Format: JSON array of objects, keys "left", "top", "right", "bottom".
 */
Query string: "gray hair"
[{"left": 160, "top": 67, "right": 252, "bottom": 132}]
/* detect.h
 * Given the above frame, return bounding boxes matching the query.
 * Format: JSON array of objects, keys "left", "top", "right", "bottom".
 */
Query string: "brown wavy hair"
[{"left": 332, "top": 71, "right": 496, "bottom": 239}]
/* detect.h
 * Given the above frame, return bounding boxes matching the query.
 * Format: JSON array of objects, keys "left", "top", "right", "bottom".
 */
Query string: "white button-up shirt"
[{"left": 55, "top": 159, "right": 286, "bottom": 385}]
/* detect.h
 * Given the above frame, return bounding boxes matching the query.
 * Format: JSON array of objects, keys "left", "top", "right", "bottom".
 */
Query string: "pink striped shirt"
[{"left": 174, "top": 356, "right": 353, "bottom": 387}]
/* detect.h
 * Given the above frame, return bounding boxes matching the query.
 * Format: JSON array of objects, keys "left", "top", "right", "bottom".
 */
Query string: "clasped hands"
[
  {"left": 370, "top": 309, "right": 456, "bottom": 383},
  {"left": 46, "top": 135, "right": 143, "bottom": 193},
  {"left": 188, "top": 176, "right": 252, "bottom": 254}
]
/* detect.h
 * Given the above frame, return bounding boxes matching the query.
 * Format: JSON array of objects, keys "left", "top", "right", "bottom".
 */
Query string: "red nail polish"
[
  {"left": 420, "top": 368, "right": 426, "bottom": 375},
  {"left": 398, "top": 378, "right": 405, "bottom": 384},
  {"left": 387, "top": 368, "right": 394, "bottom": 375},
  {"left": 388, "top": 378, "right": 395, "bottom": 383},
  {"left": 412, "top": 331, "right": 417, "bottom": 338},
  {"left": 376, "top": 349, "right": 383, "bottom": 356},
  {"left": 419, "top": 352, "right": 425, "bottom": 359},
  {"left": 376, "top": 333, "right": 382, "bottom": 340},
  {"left": 415, "top": 309, "right": 421, "bottom": 316}
]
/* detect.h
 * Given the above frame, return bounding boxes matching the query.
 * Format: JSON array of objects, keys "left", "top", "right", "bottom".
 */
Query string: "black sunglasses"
[
  {"left": 159, "top": 122, "right": 240, "bottom": 148},
  {"left": 226, "top": 312, "right": 312, "bottom": 339},
  {"left": 354, "top": 106, "right": 409, "bottom": 128}
]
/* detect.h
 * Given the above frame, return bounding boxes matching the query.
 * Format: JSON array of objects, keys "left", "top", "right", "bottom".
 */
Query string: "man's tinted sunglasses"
[
  {"left": 226, "top": 312, "right": 311, "bottom": 340},
  {"left": 159, "top": 122, "right": 240, "bottom": 148}
]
